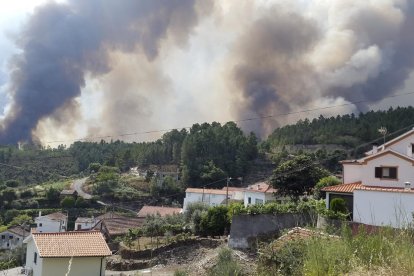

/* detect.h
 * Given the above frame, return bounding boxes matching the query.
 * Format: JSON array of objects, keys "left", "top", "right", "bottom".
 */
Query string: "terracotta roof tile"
[
  {"left": 321, "top": 182, "right": 362, "bottom": 193},
  {"left": 246, "top": 182, "right": 277, "bottom": 194},
  {"left": 31, "top": 231, "right": 111, "bottom": 257},
  {"left": 43, "top": 212, "right": 67, "bottom": 221},
  {"left": 185, "top": 188, "right": 229, "bottom": 195},
  {"left": 355, "top": 186, "right": 414, "bottom": 193},
  {"left": 137, "top": 206, "right": 182, "bottom": 218}
]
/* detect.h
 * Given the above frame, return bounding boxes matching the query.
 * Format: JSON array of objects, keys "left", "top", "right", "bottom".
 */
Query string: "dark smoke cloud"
[
  {"left": 230, "top": 9, "right": 320, "bottom": 135},
  {"left": 227, "top": 1, "right": 414, "bottom": 136},
  {"left": 0, "top": 0, "right": 211, "bottom": 144}
]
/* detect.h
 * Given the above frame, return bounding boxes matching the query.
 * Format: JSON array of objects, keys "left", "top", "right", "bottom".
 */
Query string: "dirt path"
[{"left": 71, "top": 177, "right": 92, "bottom": 199}]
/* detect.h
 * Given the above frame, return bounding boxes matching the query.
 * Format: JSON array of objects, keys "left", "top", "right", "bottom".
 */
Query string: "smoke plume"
[
  {"left": 1, "top": 0, "right": 414, "bottom": 144},
  {"left": 0, "top": 0, "right": 211, "bottom": 144}
]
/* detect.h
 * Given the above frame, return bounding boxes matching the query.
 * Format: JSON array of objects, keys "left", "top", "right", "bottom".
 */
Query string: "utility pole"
[{"left": 226, "top": 177, "right": 230, "bottom": 206}]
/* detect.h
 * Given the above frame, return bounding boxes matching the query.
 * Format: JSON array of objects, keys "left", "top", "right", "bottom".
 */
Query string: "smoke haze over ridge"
[{"left": 1, "top": 0, "right": 414, "bottom": 145}]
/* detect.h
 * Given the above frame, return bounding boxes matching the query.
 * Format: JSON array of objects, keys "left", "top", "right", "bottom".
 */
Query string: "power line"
[{"left": 43, "top": 91, "right": 414, "bottom": 144}]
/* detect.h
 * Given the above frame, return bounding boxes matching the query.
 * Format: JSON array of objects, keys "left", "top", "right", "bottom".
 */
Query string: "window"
[
  {"left": 1, "top": 235, "right": 5, "bottom": 240},
  {"left": 248, "top": 197, "right": 251, "bottom": 204},
  {"left": 9, "top": 236, "right": 13, "bottom": 239},
  {"left": 375, "top": 167, "right": 397, "bottom": 179},
  {"left": 38, "top": 223, "right": 42, "bottom": 227},
  {"left": 255, "top": 199, "right": 264, "bottom": 205},
  {"left": 34, "top": 252, "right": 37, "bottom": 264}
]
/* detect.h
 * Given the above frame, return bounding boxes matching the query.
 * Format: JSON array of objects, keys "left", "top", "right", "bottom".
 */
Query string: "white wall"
[
  {"left": 183, "top": 192, "right": 227, "bottom": 210},
  {"left": 35, "top": 217, "right": 67, "bottom": 233},
  {"left": 74, "top": 220, "right": 96, "bottom": 231},
  {"left": 0, "top": 231, "right": 25, "bottom": 250},
  {"left": 25, "top": 237, "right": 43, "bottom": 276},
  {"left": 343, "top": 164, "right": 362, "bottom": 184},
  {"left": 244, "top": 191, "right": 265, "bottom": 207},
  {"left": 361, "top": 154, "right": 414, "bottom": 188},
  {"left": 386, "top": 134, "right": 414, "bottom": 157},
  {"left": 354, "top": 190, "right": 414, "bottom": 228}
]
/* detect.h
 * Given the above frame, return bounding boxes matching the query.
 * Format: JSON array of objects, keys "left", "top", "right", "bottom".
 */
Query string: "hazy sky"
[{"left": 0, "top": 0, "right": 413, "bottom": 146}]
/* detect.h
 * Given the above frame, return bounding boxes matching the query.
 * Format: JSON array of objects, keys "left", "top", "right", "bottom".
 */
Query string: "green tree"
[
  {"left": 10, "top": 214, "right": 33, "bottom": 226},
  {"left": 46, "top": 187, "right": 60, "bottom": 201},
  {"left": 313, "top": 176, "right": 341, "bottom": 199},
  {"left": 60, "top": 197, "right": 75, "bottom": 208},
  {"left": 271, "top": 155, "right": 329, "bottom": 199},
  {"left": 200, "top": 206, "right": 230, "bottom": 237}
]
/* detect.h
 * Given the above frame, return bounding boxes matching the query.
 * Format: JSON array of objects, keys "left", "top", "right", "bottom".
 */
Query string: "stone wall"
[{"left": 229, "top": 213, "right": 313, "bottom": 249}]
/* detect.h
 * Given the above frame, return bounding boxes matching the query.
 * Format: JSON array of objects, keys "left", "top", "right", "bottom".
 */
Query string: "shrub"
[
  {"left": 61, "top": 196, "right": 75, "bottom": 208},
  {"left": 200, "top": 206, "right": 230, "bottom": 237},
  {"left": 5, "top": 180, "right": 20, "bottom": 188},
  {"left": 258, "top": 239, "right": 306, "bottom": 276},
  {"left": 330, "top": 198, "right": 347, "bottom": 214},
  {"left": 208, "top": 247, "right": 243, "bottom": 276}
]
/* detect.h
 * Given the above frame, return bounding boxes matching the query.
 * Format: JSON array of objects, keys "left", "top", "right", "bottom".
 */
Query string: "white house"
[
  {"left": 23, "top": 231, "right": 111, "bottom": 276},
  {"left": 0, "top": 225, "right": 30, "bottom": 250},
  {"left": 183, "top": 188, "right": 232, "bottom": 211},
  {"left": 323, "top": 127, "right": 414, "bottom": 228},
  {"left": 75, "top": 217, "right": 97, "bottom": 231},
  {"left": 243, "top": 182, "right": 278, "bottom": 207},
  {"left": 35, "top": 212, "right": 68, "bottom": 233}
]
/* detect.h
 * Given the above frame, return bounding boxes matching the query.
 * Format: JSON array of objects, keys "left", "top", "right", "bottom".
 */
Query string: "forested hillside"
[
  {"left": 1, "top": 107, "right": 414, "bottom": 187},
  {"left": 264, "top": 106, "right": 414, "bottom": 150},
  {"left": 0, "top": 122, "right": 257, "bottom": 187}
]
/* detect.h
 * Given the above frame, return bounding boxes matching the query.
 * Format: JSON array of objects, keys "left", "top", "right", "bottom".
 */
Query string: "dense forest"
[
  {"left": 1, "top": 107, "right": 414, "bottom": 187},
  {"left": 0, "top": 122, "right": 257, "bottom": 187},
  {"left": 264, "top": 106, "right": 414, "bottom": 150}
]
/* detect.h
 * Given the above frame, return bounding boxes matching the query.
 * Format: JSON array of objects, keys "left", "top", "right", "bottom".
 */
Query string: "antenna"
[{"left": 378, "top": 127, "right": 387, "bottom": 145}]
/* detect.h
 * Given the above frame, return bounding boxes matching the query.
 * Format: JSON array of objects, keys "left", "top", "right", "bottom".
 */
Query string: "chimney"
[
  {"left": 408, "top": 144, "right": 413, "bottom": 157},
  {"left": 38, "top": 211, "right": 42, "bottom": 217},
  {"left": 372, "top": 143, "right": 378, "bottom": 154},
  {"left": 404, "top": 181, "right": 411, "bottom": 191}
]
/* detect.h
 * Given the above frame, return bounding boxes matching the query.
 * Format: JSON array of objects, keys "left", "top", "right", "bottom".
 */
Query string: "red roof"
[
  {"left": 185, "top": 188, "right": 229, "bottom": 195},
  {"left": 321, "top": 182, "right": 362, "bottom": 194},
  {"left": 30, "top": 231, "right": 111, "bottom": 258},
  {"left": 137, "top": 206, "right": 182, "bottom": 217},
  {"left": 355, "top": 186, "right": 414, "bottom": 194},
  {"left": 246, "top": 182, "right": 277, "bottom": 194}
]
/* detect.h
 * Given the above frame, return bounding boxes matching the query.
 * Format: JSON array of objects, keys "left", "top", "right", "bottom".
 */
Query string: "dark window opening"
[
  {"left": 248, "top": 197, "right": 251, "bottom": 204},
  {"left": 34, "top": 252, "right": 37, "bottom": 264}
]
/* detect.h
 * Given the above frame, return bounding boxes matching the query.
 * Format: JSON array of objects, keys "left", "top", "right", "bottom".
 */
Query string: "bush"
[
  {"left": 60, "top": 197, "right": 75, "bottom": 208},
  {"left": 200, "top": 206, "right": 230, "bottom": 237},
  {"left": 330, "top": 198, "right": 347, "bottom": 214},
  {"left": 208, "top": 247, "right": 244, "bottom": 276},
  {"left": 258, "top": 239, "right": 306, "bottom": 276},
  {"left": 5, "top": 180, "right": 20, "bottom": 188}
]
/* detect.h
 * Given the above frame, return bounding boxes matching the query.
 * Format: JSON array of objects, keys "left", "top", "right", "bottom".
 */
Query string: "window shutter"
[
  {"left": 375, "top": 167, "right": 382, "bottom": 178},
  {"left": 390, "top": 167, "right": 397, "bottom": 179}
]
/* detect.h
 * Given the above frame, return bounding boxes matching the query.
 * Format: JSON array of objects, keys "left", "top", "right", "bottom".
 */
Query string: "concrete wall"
[
  {"left": 0, "top": 231, "right": 24, "bottom": 250},
  {"left": 343, "top": 164, "right": 362, "bottom": 184},
  {"left": 42, "top": 257, "right": 106, "bottom": 276},
  {"left": 354, "top": 189, "right": 414, "bottom": 228},
  {"left": 229, "top": 213, "right": 312, "bottom": 249},
  {"left": 25, "top": 238, "right": 43, "bottom": 276},
  {"left": 386, "top": 134, "right": 414, "bottom": 157},
  {"left": 183, "top": 192, "right": 227, "bottom": 211},
  {"left": 361, "top": 153, "right": 414, "bottom": 188},
  {"left": 35, "top": 217, "right": 67, "bottom": 233}
]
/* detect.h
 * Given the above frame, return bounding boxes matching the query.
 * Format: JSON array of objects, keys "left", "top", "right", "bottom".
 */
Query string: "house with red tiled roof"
[
  {"left": 23, "top": 231, "right": 111, "bottom": 276},
  {"left": 137, "top": 205, "right": 182, "bottom": 218},
  {"left": 323, "top": 127, "right": 414, "bottom": 228},
  {"left": 243, "top": 182, "right": 280, "bottom": 206},
  {"left": 183, "top": 182, "right": 281, "bottom": 211}
]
